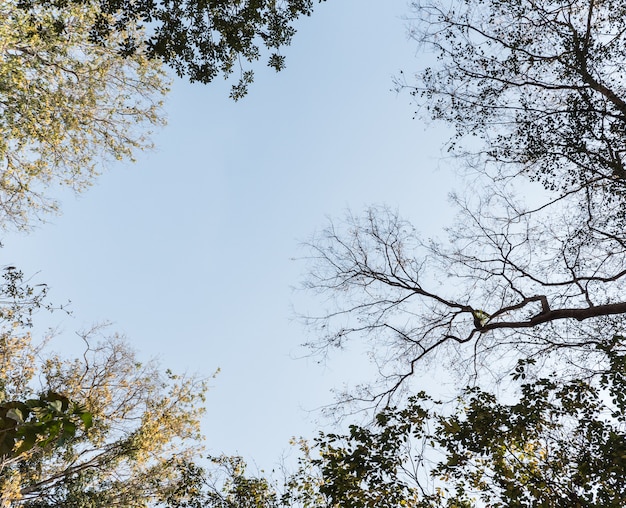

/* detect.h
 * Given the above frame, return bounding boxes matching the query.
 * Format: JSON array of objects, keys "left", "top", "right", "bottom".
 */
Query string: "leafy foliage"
[
  {"left": 9, "top": 334, "right": 208, "bottom": 507},
  {"left": 21, "top": 0, "right": 325, "bottom": 99},
  {"left": 407, "top": 0, "right": 626, "bottom": 200},
  {"left": 285, "top": 423, "right": 424, "bottom": 508},
  {"left": 280, "top": 341, "right": 626, "bottom": 506},
  {"left": 0, "top": 391, "right": 91, "bottom": 458},
  {"left": 0, "top": 0, "right": 167, "bottom": 228},
  {"left": 0, "top": 267, "right": 208, "bottom": 507}
]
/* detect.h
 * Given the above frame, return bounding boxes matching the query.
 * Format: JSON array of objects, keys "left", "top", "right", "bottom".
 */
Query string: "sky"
[{"left": 2, "top": 0, "right": 460, "bottom": 469}]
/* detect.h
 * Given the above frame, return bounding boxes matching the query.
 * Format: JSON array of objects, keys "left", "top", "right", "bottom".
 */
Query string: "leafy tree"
[
  {"left": 21, "top": 0, "right": 326, "bottom": 99},
  {"left": 405, "top": 0, "right": 626, "bottom": 200},
  {"left": 0, "top": 0, "right": 167, "bottom": 228},
  {"left": 283, "top": 349, "right": 626, "bottom": 507},
  {"left": 0, "top": 267, "right": 208, "bottom": 507},
  {"left": 180, "top": 344, "right": 626, "bottom": 507},
  {"left": 291, "top": 0, "right": 626, "bottom": 502},
  {"left": 13, "top": 334, "right": 207, "bottom": 507}
]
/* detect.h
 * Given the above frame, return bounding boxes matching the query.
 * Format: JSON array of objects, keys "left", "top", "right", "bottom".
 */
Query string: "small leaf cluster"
[{"left": 0, "top": 391, "right": 91, "bottom": 458}]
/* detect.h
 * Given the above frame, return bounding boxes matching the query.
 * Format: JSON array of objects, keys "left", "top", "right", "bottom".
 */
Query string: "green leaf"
[
  {"left": 13, "top": 430, "right": 37, "bottom": 455},
  {"left": 79, "top": 411, "right": 93, "bottom": 430},
  {"left": 48, "top": 400, "right": 63, "bottom": 413},
  {"left": 6, "top": 408, "right": 24, "bottom": 424}
]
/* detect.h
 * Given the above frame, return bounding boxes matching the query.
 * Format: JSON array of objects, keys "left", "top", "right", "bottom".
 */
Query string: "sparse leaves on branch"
[
  {"left": 302, "top": 0, "right": 626, "bottom": 405},
  {"left": 406, "top": 0, "right": 626, "bottom": 202}
]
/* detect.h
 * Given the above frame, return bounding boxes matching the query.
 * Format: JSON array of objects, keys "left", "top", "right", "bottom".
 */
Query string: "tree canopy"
[
  {"left": 0, "top": 268, "right": 208, "bottom": 506},
  {"left": 5, "top": 0, "right": 626, "bottom": 505},
  {"left": 20, "top": 0, "right": 325, "bottom": 99},
  {"left": 0, "top": 0, "right": 167, "bottom": 228}
]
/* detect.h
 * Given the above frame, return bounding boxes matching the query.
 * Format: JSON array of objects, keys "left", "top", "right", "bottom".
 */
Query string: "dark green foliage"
[
  {"left": 18, "top": 0, "right": 325, "bottom": 98},
  {"left": 0, "top": 392, "right": 91, "bottom": 458},
  {"left": 280, "top": 345, "right": 626, "bottom": 506}
]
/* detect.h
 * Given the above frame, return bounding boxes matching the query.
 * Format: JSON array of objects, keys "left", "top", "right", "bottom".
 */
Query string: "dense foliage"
[
  {"left": 20, "top": 0, "right": 325, "bottom": 98},
  {"left": 0, "top": 0, "right": 167, "bottom": 227},
  {"left": 283, "top": 350, "right": 626, "bottom": 506}
]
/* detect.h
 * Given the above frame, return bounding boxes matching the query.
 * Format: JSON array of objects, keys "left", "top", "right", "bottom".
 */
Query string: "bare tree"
[{"left": 302, "top": 0, "right": 626, "bottom": 407}]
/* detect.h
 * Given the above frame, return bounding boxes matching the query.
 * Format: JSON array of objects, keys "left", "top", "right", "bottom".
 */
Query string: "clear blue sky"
[{"left": 2, "top": 0, "right": 458, "bottom": 468}]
